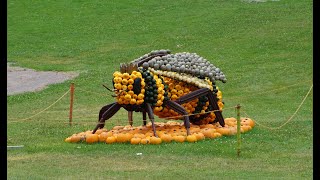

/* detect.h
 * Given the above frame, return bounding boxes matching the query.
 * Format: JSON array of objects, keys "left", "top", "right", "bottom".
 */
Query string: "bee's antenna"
[{"left": 102, "top": 84, "right": 114, "bottom": 92}]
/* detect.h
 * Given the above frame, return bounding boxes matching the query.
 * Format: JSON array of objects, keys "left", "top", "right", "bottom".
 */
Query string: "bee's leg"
[
  {"left": 165, "top": 100, "right": 191, "bottom": 135},
  {"left": 174, "top": 88, "right": 225, "bottom": 127},
  {"left": 142, "top": 111, "right": 147, "bottom": 126},
  {"left": 146, "top": 103, "right": 158, "bottom": 137},
  {"left": 98, "top": 102, "right": 117, "bottom": 120},
  {"left": 207, "top": 91, "right": 225, "bottom": 127},
  {"left": 93, "top": 102, "right": 121, "bottom": 134},
  {"left": 128, "top": 111, "right": 133, "bottom": 126}
]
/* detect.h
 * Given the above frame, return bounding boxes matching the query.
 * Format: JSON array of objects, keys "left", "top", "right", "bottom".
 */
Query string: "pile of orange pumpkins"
[{"left": 65, "top": 117, "right": 255, "bottom": 145}]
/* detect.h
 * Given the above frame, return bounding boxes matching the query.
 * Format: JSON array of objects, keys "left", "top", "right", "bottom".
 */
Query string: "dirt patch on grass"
[{"left": 7, "top": 63, "right": 79, "bottom": 96}]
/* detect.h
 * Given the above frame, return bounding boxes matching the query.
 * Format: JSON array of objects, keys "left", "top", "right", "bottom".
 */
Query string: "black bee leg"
[
  {"left": 93, "top": 102, "right": 122, "bottom": 134},
  {"left": 128, "top": 111, "right": 133, "bottom": 126},
  {"left": 207, "top": 91, "right": 225, "bottom": 127},
  {"left": 146, "top": 103, "right": 158, "bottom": 137},
  {"left": 98, "top": 102, "right": 117, "bottom": 120},
  {"left": 165, "top": 100, "right": 191, "bottom": 135},
  {"left": 174, "top": 88, "right": 225, "bottom": 127}
]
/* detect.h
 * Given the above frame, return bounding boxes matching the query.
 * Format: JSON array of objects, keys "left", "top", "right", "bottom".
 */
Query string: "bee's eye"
[{"left": 133, "top": 78, "right": 141, "bottom": 94}]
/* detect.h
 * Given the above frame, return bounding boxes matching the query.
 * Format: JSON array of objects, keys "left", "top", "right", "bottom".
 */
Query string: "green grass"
[{"left": 7, "top": 0, "right": 313, "bottom": 179}]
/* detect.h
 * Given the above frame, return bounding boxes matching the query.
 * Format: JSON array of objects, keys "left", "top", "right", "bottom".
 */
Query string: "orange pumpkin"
[
  {"left": 116, "top": 133, "right": 126, "bottom": 143},
  {"left": 94, "top": 129, "right": 104, "bottom": 135},
  {"left": 140, "top": 138, "right": 150, "bottom": 145},
  {"left": 194, "top": 132, "right": 205, "bottom": 141},
  {"left": 86, "top": 134, "right": 99, "bottom": 144},
  {"left": 150, "top": 137, "right": 162, "bottom": 144},
  {"left": 160, "top": 133, "right": 172, "bottom": 143},
  {"left": 186, "top": 135, "right": 197, "bottom": 143},
  {"left": 70, "top": 135, "right": 81, "bottom": 143},
  {"left": 116, "top": 133, "right": 132, "bottom": 143},
  {"left": 190, "top": 127, "right": 201, "bottom": 133},
  {"left": 64, "top": 137, "right": 72, "bottom": 143},
  {"left": 214, "top": 132, "right": 222, "bottom": 138},
  {"left": 200, "top": 124, "right": 215, "bottom": 129},
  {"left": 241, "top": 125, "right": 252, "bottom": 133},
  {"left": 201, "top": 128, "right": 216, "bottom": 138},
  {"left": 98, "top": 132, "right": 109, "bottom": 142},
  {"left": 85, "top": 130, "right": 93, "bottom": 135},
  {"left": 130, "top": 137, "right": 141, "bottom": 145},
  {"left": 224, "top": 117, "right": 237, "bottom": 126},
  {"left": 133, "top": 133, "right": 146, "bottom": 139},
  {"left": 106, "top": 136, "right": 117, "bottom": 144},
  {"left": 216, "top": 127, "right": 231, "bottom": 136},
  {"left": 229, "top": 127, "right": 237, "bottom": 136},
  {"left": 176, "top": 130, "right": 187, "bottom": 136},
  {"left": 145, "top": 132, "right": 154, "bottom": 137},
  {"left": 78, "top": 132, "right": 85, "bottom": 136},
  {"left": 173, "top": 135, "right": 186, "bottom": 143},
  {"left": 241, "top": 118, "right": 255, "bottom": 128}
]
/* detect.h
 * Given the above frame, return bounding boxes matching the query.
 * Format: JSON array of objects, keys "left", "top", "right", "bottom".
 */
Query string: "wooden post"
[
  {"left": 69, "top": 83, "right": 75, "bottom": 126},
  {"left": 236, "top": 104, "right": 241, "bottom": 157}
]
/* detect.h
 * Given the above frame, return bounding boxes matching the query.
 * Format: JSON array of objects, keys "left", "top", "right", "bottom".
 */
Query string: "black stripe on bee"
[{"left": 133, "top": 78, "right": 142, "bottom": 94}]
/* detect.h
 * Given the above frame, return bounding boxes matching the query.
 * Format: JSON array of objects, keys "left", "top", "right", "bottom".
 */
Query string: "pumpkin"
[
  {"left": 200, "top": 124, "right": 215, "bottom": 129},
  {"left": 145, "top": 132, "right": 154, "bottom": 137},
  {"left": 140, "top": 138, "right": 150, "bottom": 144},
  {"left": 130, "top": 137, "right": 141, "bottom": 145},
  {"left": 86, "top": 134, "right": 99, "bottom": 144},
  {"left": 116, "top": 133, "right": 132, "bottom": 143},
  {"left": 117, "top": 133, "right": 127, "bottom": 143},
  {"left": 106, "top": 136, "right": 117, "bottom": 144},
  {"left": 64, "top": 137, "right": 72, "bottom": 143},
  {"left": 94, "top": 129, "right": 104, "bottom": 135},
  {"left": 98, "top": 132, "right": 110, "bottom": 142},
  {"left": 70, "top": 135, "right": 81, "bottom": 143},
  {"left": 216, "top": 127, "right": 231, "bottom": 136},
  {"left": 150, "top": 137, "right": 162, "bottom": 144},
  {"left": 173, "top": 135, "right": 186, "bottom": 143},
  {"left": 241, "top": 125, "right": 252, "bottom": 133},
  {"left": 177, "top": 130, "right": 187, "bottom": 136},
  {"left": 241, "top": 118, "right": 255, "bottom": 128},
  {"left": 225, "top": 117, "right": 237, "bottom": 121},
  {"left": 133, "top": 133, "right": 146, "bottom": 139},
  {"left": 169, "top": 129, "right": 178, "bottom": 135},
  {"left": 224, "top": 117, "right": 237, "bottom": 126},
  {"left": 186, "top": 135, "right": 197, "bottom": 143},
  {"left": 214, "top": 132, "right": 222, "bottom": 138},
  {"left": 229, "top": 127, "right": 237, "bottom": 136},
  {"left": 190, "top": 127, "right": 201, "bottom": 133},
  {"left": 157, "top": 130, "right": 166, "bottom": 137},
  {"left": 194, "top": 132, "right": 205, "bottom": 141},
  {"left": 201, "top": 128, "right": 216, "bottom": 138},
  {"left": 160, "top": 133, "right": 172, "bottom": 143},
  {"left": 85, "top": 130, "right": 93, "bottom": 135}
]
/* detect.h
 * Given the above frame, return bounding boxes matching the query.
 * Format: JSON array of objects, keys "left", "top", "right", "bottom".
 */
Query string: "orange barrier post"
[
  {"left": 69, "top": 83, "right": 75, "bottom": 126},
  {"left": 236, "top": 104, "right": 241, "bottom": 157}
]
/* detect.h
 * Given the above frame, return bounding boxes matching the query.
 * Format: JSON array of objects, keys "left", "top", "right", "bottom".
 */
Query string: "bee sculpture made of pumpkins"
[{"left": 93, "top": 50, "right": 227, "bottom": 137}]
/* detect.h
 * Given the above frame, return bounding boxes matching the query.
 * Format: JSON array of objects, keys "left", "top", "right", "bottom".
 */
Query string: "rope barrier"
[
  {"left": 7, "top": 82, "right": 313, "bottom": 129},
  {"left": 242, "top": 84, "right": 313, "bottom": 130},
  {"left": 8, "top": 89, "right": 70, "bottom": 123},
  {"left": 223, "top": 80, "right": 312, "bottom": 101}
]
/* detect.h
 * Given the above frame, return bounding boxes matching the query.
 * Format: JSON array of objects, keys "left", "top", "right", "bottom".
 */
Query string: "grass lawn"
[{"left": 7, "top": 0, "right": 313, "bottom": 179}]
